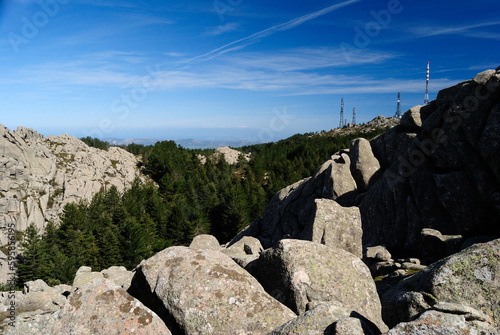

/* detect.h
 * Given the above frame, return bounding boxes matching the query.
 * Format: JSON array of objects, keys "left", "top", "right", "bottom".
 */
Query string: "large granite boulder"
[
  {"left": 258, "top": 239, "right": 387, "bottom": 332},
  {"left": 1, "top": 278, "right": 171, "bottom": 335},
  {"left": 128, "top": 246, "right": 296, "bottom": 335},
  {"left": 382, "top": 238, "right": 500, "bottom": 329}
]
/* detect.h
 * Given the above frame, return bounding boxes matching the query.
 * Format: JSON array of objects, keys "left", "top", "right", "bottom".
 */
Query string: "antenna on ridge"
[
  {"left": 424, "top": 61, "right": 430, "bottom": 105},
  {"left": 339, "top": 98, "right": 344, "bottom": 128},
  {"left": 352, "top": 107, "right": 356, "bottom": 125},
  {"left": 395, "top": 92, "right": 402, "bottom": 119}
]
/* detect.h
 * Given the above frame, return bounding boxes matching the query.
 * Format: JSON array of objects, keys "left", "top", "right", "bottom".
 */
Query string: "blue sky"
[{"left": 1, "top": 0, "right": 499, "bottom": 142}]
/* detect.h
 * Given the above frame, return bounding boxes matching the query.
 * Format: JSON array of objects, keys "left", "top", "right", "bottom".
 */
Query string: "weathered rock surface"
[
  {"left": 267, "top": 301, "right": 351, "bottom": 335},
  {"left": 72, "top": 266, "right": 104, "bottom": 290},
  {"left": 0, "top": 278, "right": 171, "bottom": 334},
  {"left": 128, "top": 246, "right": 296, "bottom": 335},
  {"left": 0, "top": 279, "right": 68, "bottom": 318},
  {"left": 382, "top": 238, "right": 500, "bottom": 329},
  {"left": 366, "top": 245, "right": 392, "bottom": 263},
  {"left": 258, "top": 239, "right": 387, "bottom": 332},
  {"left": 101, "top": 266, "right": 134, "bottom": 290},
  {"left": 189, "top": 234, "right": 220, "bottom": 251},
  {"left": 385, "top": 310, "right": 498, "bottom": 335},
  {"left": 399, "top": 106, "right": 423, "bottom": 131}
]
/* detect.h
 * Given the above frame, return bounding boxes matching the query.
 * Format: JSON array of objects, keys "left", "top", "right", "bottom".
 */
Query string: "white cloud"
[
  {"left": 186, "top": 0, "right": 361, "bottom": 62},
  {"left": 409, "top": 19, "right": 500, "bottom": 40},
  {"left": 205, "top": 23, "right": 239, "bottom": 36}
]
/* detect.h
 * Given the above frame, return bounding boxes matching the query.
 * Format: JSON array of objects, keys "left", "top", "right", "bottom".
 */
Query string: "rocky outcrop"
[
  {"left": 258, "top": 239, "right": 388, "bottom": 332},
  {"left": 128, "top": 246, "right": 296, "bottom": 335},
  {"left": 0, "top": 126, "right": 146, "bottom": 283},
  {"left": 360, "top": 68, "right": 500, "bottom": 257},
  {"left": 198, "top": 146, "right": 251, "bottom": 165},
  {"left": 239, "top": 67, "right": 500, "bottom": 263},
  {"left": 0, "top": 125, "right": 145, "bottom": 241},
  {"left": 232, "top": 150, "right": 359, "bottom": 251},
  {"left": 381, "top": 238, "right": 500, "bottom": 329}
]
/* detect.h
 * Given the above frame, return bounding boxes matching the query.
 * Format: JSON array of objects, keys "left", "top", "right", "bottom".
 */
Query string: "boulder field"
[{"left": 0, "top": 67, "right": 499, "bottom": 334}]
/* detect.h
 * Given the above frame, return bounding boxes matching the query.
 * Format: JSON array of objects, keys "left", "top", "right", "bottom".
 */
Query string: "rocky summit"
[{"left": 1, "top": 67, "right": 500, "bottom": 334}]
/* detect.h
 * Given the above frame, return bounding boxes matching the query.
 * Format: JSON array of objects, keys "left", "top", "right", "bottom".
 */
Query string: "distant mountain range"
[{"left": 104, "top": 137, "right": 261, "bottom": 149}]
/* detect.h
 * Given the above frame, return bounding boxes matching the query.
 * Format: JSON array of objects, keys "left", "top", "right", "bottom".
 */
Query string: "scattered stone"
[{"left": 366, "top": 246, "right": 392, "bottom": 262}]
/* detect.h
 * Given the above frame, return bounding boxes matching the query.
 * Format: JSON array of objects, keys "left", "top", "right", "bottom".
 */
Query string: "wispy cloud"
[
  {"left": 205, "top": 23, "right": 239, "bottom": 36},
  {"left": 74, "top": 0, "right": 139, "bottom": 8},
  {"left": 186, "top": 0, "right": 361, "bottom": 62},
  {"left": 410, "top": 19, "right": 500, "bottom": 40},
  {"left": 227, "top": 48, "right": 395, "bottom": 71}
]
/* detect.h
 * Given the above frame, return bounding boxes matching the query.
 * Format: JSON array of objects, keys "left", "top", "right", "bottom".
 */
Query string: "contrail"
[{"left": 184, "top": 0, "right": 361, "bottom": 63}]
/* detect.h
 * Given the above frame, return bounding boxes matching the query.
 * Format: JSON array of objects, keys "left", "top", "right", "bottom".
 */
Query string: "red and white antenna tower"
[{"left": 424, "top": 61, "right": 429, "bottom": 104}]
